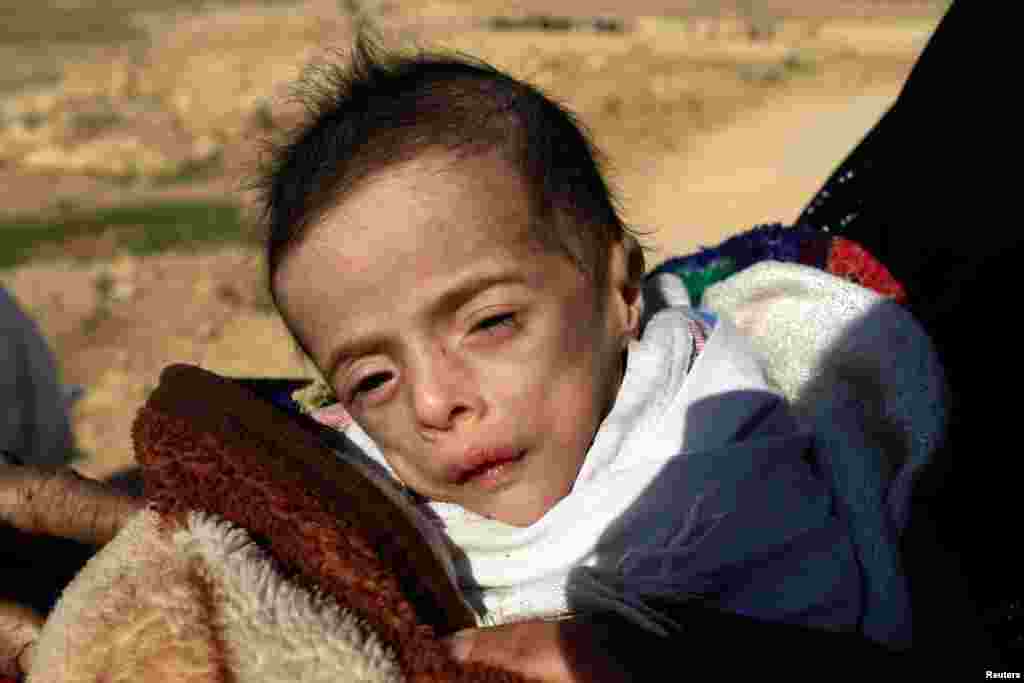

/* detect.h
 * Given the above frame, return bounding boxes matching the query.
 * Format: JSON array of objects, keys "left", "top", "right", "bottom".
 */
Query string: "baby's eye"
[
  {"left": 473, "top": 312, "right": 517, "bottom": 334},
  {"left": 350, "top": 371, "right": 393, "bottom": 400}
]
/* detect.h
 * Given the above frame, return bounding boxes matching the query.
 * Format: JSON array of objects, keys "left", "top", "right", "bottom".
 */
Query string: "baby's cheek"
[{"left": 546, "top": 382, "right": 600, "bottom": 464}]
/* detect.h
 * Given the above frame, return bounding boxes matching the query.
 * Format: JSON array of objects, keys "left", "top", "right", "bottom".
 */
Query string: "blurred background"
[{"left": 0, "top": 0, "right": 948, "bottom": 480}]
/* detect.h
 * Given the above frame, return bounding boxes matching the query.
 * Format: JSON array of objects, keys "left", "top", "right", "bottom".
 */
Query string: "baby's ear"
[
  {"left": 623, "top": 233, "right": 646, "bottom": 286},
  {"left": 609, "top": 237, "right": 644, "bottom": 343}
]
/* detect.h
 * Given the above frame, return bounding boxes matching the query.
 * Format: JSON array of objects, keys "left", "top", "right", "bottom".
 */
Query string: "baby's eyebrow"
[
  {"left": 325, "top": 269, "right": 528, "bottom": 378},
  {"left": 325, "top": 333, "right": 390, "bottom": 382},
  {"left": 429, "top": 270, "right": 529, "bottom": 319}
]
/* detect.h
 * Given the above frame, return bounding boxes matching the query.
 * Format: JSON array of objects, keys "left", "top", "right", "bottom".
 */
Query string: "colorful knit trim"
[
  {"left": 647, "top": 223, "right": 907, "bottom": 307},
  {"left": 683, "top": 313, "right": 711, "bottom": 373}
]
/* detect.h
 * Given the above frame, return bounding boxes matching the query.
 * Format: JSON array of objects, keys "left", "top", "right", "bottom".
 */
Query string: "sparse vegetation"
[
  {"left": 0, "top": 201, "right": 252, "bottom": 270},
  {"left": 0, "top": 0, "right": 299, "bottom": 48},
  {"left": 738, "top": 49, "right": 817, "bottom": 84},
  {"left": 0, "top": 3, "right": 145, "bottom": 46},
  {"left": 487, "top": 15, "right": 626, "bottom": 33},
  {"left": 736, "top": 63, "right": 783, "bottom": 83},
  {"left": 782, "top": 49, "right": 815, "bottom": 74},
  {"left": 0, "top": 59, "right": 61, "bottom": 95},
  {"left": 82, "top": 271, "right": 116, "bottom": 334},
  {"left": 152, "top": 150, "right": 225, "bottom": 186},
  {"left": 737, "top": 0, "right": 778, "bottom": 42},
  {"left": 20, "top": 111, "right": 48, "bottom": 131},
  {"left": 68, "top": 101, "right": 125, "bottom": 138}
]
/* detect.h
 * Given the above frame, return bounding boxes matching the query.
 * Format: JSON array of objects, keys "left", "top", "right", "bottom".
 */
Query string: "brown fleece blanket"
[{"left": 28, "top": 364, "right": 525, "bottom": 683}]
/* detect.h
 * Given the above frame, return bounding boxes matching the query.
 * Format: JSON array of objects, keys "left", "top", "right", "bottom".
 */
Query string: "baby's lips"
[
  {"left": 449, "top": 448, "right": 523, "bottom": 485},
  {"left": 311, "top": 403, "right": 354, "bottom": 430}
]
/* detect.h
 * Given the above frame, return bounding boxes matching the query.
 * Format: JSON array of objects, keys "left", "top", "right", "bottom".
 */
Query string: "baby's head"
[{"left": 261, "top": 40, "right": 645, "bottom": 526}]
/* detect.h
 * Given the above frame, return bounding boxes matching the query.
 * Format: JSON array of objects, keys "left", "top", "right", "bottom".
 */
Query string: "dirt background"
[{"left": 1, "top": 0, "right": 948, "bottom": 480}]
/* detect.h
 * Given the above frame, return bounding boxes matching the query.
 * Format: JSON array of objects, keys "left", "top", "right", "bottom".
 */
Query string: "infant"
[{"left": 262, "top": 39, "right": 919, "bottom": 664}]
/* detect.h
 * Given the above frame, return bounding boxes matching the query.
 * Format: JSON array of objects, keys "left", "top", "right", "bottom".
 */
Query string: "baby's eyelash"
[
  {"left": 474, "top": 312, "right": 517, "bottom": 332},
  {"left": 347, "top": 314, "right": 518, "bottom": 401},
  {"left": 351, "top": 372, "right": 391, "bottom": 398}
]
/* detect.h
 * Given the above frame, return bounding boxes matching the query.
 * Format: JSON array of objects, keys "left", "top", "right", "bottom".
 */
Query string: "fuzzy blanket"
[
  {"left": 27, "top": 363, "right": 521, "bottom": 683},
  {"left": 30, "top": 508, "right": 402, "bottom": 683}
]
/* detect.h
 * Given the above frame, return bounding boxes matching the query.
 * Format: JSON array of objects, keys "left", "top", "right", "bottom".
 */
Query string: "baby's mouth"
[{"left": 451, "top": 449, "right": 526, "bottom": 488}]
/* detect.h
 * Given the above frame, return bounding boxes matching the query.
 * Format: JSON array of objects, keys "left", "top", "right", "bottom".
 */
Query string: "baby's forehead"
[
  {"left": 302, "top": 149, "right": 586, "bottom": 290},
  {"left": 324, "top": 165, "right": 547, "bottom": 250}
]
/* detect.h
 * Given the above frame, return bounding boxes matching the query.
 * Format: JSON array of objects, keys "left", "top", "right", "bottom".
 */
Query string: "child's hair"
[{"left": 257, "top": 36, "right": 647, "bottom": 310}]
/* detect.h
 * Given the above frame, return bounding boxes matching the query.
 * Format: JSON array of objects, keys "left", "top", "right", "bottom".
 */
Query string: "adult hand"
[
  {"left": 0, "top": 464, "right": 143, "bottom": 678},
  {"left": 444, "top": 618, "right": 633, "bottom": 683},
  {"left": 0, "top": 464, "right": 142, "bottom": 547},
  {"left": 0, "top": 601, "right": 42, "bottom": 678}
]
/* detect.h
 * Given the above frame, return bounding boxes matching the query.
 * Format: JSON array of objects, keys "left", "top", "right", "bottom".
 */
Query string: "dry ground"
[{"left": 0, "top": 0, "right": 946, "bottom": 479}]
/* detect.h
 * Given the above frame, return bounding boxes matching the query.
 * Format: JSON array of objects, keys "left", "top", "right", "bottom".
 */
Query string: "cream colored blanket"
[{"left": 29, "top": 509, "right": 401, "bottom": 683}]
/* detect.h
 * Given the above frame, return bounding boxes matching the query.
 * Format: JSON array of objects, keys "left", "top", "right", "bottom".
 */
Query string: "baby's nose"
[{"left": 411, "top": 350, "right": 480, "bottom": 432}]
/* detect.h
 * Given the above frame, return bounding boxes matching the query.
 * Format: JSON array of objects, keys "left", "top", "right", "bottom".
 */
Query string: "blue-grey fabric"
[
  {"left": 1, "top": 286, "right": 75, "bottom": 466},
  {"left": 571, "top": 262, "right": 943, "bottom": 650}
]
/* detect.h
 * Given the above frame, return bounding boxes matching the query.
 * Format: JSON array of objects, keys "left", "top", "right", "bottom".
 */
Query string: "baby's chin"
[
  {"left": 399, "top": 442, "right": 586, "bottom": 526},
  {"left": 455, "top": 478, "right": 573, "bottom": 528}
]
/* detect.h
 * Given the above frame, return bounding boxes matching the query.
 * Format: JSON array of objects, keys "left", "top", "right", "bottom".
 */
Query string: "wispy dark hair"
[{"left": 258, "top": 37, "right": 645, "bottom": 305}]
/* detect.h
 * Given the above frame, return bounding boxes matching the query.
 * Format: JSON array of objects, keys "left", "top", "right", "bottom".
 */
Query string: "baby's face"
[{"left": 275, "top": 151, "right": 637, "bottom": 526}]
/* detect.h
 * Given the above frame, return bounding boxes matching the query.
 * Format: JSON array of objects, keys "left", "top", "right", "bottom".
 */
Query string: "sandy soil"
[
  {"left": 633, "top": 87, "right": 899, "bottom": 262},
  {"left": 0, "top": 1, "right": 944, "bottom": 479}
]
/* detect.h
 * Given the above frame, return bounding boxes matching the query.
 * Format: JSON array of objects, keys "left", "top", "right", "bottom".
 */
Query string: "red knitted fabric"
[{"left": 827, "top": 237, "right": 908, "bottom": 304}]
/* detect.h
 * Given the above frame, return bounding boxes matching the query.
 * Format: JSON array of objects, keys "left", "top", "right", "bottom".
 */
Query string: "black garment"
[
  {"left": 799, "top": 0, "right": 1015, "bottom": 666},
  {"left": 613, "top": 2, "right": 1007, "bottom": 670}
]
